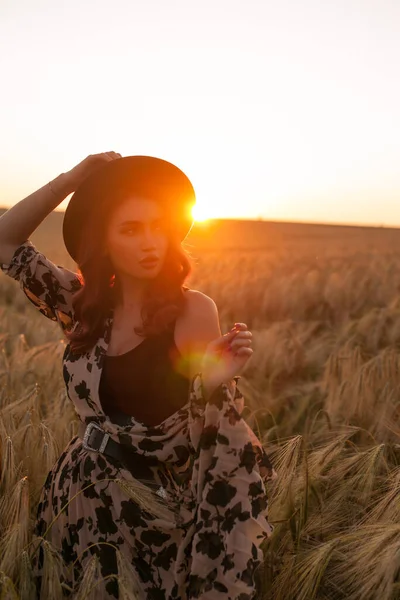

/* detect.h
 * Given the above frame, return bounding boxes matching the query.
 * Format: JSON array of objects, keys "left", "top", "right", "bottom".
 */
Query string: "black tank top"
[{"left": 99, "top": 321, "right": 191, "bottom": 427}]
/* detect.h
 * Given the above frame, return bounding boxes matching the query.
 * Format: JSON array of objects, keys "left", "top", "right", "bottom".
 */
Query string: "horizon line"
[{"left": 0, "top": 206, "right": 399, "bottom": 232}]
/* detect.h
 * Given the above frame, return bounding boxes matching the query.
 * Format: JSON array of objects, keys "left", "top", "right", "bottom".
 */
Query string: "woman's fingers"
[
  {"left": 207, "top": 325, "right": 252, "bottom": 354},
  {"left": 235, "top": 347, "right": 253, "bottom": 355},
  {"left": 229, "top": 345, "right": 253, "bottom": 357},
  {"left": 231, "top": 339, "right": 252, "bottom": 348},
  {"left": 90, "top": 151, "right": 122, "bottom": 163},
  {"left": 228, "top": 330, "right": 253, "bottom": 354},
  {"left": 104, "top": 151, "right": 122, "bottom": 160},
  {"left": 232, "top": 322, "right": 248, "bottom": 331},
  {"left": 229, "top": 332, "right": 252, "bottom": 346},
  {"left": 233, "top": 331, "right": 252, "bottom": 339}
]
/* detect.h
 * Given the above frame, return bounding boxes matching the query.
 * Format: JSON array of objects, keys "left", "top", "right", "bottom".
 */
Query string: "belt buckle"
[
  {"left": 156, "top": 485, "right": 167, "bottom": 499},
  {"left": 82, "top": 422, "right": 110, "bottom": 453}
]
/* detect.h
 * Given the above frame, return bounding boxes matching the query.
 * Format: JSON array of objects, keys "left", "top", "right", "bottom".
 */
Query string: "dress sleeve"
[
  {"left": 0, "top": 239, "right": 83, "bottom": 332},
  {"left": 179, "top": 373, "right": 278, "bottom": 599}
]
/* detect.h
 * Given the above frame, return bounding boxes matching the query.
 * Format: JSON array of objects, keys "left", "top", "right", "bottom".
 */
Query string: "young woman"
[{"left": 0, "top": 152, "right": 277, "bottom": 599}]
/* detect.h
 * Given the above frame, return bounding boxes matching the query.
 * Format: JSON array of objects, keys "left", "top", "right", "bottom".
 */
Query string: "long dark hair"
[{"left": 64, "top": 190, "right": 194, "bottom": 355}]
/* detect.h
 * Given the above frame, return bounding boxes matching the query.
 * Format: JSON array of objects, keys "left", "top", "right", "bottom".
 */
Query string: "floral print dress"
[{"left": 0, "top": 240, "right": 278, "bottom": 600}]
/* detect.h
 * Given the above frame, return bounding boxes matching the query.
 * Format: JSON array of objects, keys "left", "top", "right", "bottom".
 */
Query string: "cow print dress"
[{"left": 0, "top": 240, "right": 278, "bottom": 600}]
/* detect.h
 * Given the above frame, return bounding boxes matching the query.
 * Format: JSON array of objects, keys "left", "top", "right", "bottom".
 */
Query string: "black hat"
[{"left": 62, "top": 155, "right": 196, "bottom": 262}]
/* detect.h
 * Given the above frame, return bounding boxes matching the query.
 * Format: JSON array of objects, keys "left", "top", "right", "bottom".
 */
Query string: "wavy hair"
[{"left": 64, "top": 190, "right": 194, "bottom": 355}]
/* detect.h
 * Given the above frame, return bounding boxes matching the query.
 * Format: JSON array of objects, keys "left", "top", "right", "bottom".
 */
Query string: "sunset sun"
[{"left": 192, "top": 203, "right": 211, "bottom": 222}]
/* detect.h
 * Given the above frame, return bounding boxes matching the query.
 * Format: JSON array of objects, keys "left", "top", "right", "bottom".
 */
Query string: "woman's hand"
[
  {"left": 200, "top": 323, "right": 253, "bottom": 398},
  {"left": 63, "top": 151, "right": 122, "bottom": 193}
]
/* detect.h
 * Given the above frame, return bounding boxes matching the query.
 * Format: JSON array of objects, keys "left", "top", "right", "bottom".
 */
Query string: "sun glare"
[{"left": 192, "top": 204, "right": 210, "bottom": 222}]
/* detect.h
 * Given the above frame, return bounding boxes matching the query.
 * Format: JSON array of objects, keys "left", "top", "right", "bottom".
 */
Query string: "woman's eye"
[{"left": 123, "top": 223, "right": 163, "bottom": 234}]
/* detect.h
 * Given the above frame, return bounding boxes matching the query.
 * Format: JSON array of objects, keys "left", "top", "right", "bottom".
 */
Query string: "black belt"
[{"left": 78, "top": 421, "right": 167, "bottom": 497}]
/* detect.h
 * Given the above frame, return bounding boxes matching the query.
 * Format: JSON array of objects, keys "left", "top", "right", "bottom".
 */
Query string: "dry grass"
[{"left": 0, "top": 223, "right": 399, "bottom": 598}]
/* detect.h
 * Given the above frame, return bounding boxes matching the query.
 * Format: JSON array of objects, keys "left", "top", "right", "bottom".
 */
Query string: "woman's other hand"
[
  {"left": 200, "top": 323, "right": 253, "bottom": 398},
  {"left": 64, "top": 151, "right": 122, "bottom": 193}
]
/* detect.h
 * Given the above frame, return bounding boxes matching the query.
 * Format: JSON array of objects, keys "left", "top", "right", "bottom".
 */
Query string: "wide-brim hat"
[{"left": 62, "top": 155, "right": 196, "bottom": 262}]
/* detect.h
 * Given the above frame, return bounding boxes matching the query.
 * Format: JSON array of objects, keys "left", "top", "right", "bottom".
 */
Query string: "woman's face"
[{"left": 105, "top": 196, "right": 169, "bottom": 280}]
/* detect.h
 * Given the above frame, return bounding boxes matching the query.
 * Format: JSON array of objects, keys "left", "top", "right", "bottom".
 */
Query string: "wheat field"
[{"left": 0, "top": 217, "right": 399, "bottom": 599}]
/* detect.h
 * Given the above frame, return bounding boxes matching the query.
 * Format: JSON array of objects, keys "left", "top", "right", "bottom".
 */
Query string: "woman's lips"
[{"left": 139, "top": 258, "right": 159, "bottom": 268}]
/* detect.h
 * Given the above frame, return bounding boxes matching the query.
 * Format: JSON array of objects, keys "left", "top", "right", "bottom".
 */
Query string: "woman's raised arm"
[
  {"left": 0, "top": 151, "right": 121, "bottom": 263},
  {"left": 0, "top": 172, "right": 73, "bottom": 265},
  {"left": 0, "top": 152, "right": 122, "bottom": 331}
]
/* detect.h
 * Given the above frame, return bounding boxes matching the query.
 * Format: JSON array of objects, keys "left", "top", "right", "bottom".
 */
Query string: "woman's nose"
[{"left": 141, "top": 229, "right": 157, "bottom": 248}]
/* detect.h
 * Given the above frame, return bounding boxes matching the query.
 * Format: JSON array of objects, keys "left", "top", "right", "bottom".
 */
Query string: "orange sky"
[{"left": 0, "top": 0, "right": 399, "bottom": 226}]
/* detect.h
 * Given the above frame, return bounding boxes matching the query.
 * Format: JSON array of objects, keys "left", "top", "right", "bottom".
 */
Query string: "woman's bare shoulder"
[
  {"left": 183, "top": 288, "right": 218, "bottom": 315},
  {"left": 176, "top": 288, "right": 222, "bottom": 379},
  {"left": 177, "top": 289, "right": 221, "bottom": 347}
]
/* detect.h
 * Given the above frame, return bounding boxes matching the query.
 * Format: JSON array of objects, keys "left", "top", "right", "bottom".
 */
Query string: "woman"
[{"left": 0, "top": 152, "right": 277, "bottom": 599}]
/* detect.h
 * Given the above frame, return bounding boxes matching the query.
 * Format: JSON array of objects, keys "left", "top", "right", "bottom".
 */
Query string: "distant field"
[
  {"left": 2, "top": 208, "right": 400, "bottom": 263},
  {"left": 0, "top": 211, "right": 399, "bottom": 599}
]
